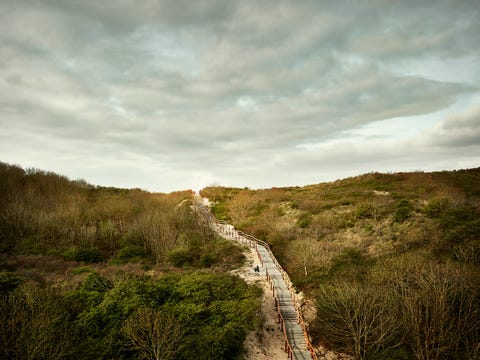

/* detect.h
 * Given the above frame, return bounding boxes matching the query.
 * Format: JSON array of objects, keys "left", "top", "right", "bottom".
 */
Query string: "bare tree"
[
  {"left": 228, "top": 190, "right": 253, "bottom": 223},
  {"left": 122, "top": 308, "right": 183, "bottom": 360},
  {"left": 137, "top": 211, "right": 179, "bottom": 263},
  {"left": 288, "top": 239, "right": 323, "bottom": 277},
  {"left": 400, "top": 266, "right": 480, "bottom": 360},
  {"left": 315, "top": 285, "right": 403, "bottom": 359},
  {"left": 0, "top": 286, "right": 74, "bottom": 360}
]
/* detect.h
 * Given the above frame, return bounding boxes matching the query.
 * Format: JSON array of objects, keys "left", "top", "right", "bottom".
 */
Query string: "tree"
[
  {"left": 288, "top": 239, "right": 330, "bottom": 277},
  {"left": 400, "top": 266, "right": 480, "bottom": 360},
  {"left": 315, "top": 284, "right": 403, "bottom": 359},
  {"left": 122, "top": 308, "right": 183, "bottom": 360}
]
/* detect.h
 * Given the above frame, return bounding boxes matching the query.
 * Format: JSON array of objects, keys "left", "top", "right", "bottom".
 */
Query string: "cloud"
[
  {"left": 424, "top": 106, "right": 480, "bottom": 148},
  {"left": 0, "top": 0, "right": 479, "bottom": 191}
]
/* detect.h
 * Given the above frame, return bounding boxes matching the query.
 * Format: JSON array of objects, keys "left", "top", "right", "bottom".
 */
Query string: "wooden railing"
[
  {"left": 193, "top": 195, "right": 318, "bottom": 360},
  {"left": 266, "top": 268, "right": 296, "bottom": 360}
]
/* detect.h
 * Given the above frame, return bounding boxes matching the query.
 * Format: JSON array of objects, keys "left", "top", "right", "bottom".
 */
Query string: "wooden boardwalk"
[{"left": 209, "top": 218, "right": 316, "bottom": 360}]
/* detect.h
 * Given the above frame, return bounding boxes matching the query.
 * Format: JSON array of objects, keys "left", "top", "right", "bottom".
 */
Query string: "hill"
[
  {"left": 201, "top": 168, "right": 480, "bottom": 359},
  {"left": 0, "top": 161, "right": 259, "bottom": 359}
]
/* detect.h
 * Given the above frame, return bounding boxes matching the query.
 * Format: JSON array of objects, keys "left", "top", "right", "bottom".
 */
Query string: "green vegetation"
[
  {"left": 0, "top": 162, "right": 258, "bottom": 359},
  {"left": 201, "top": 168, "right": 480, "bottom": 359},
  {"left": 3, "top": 161, "right": 479, "bottom": 359},
  {"left": 1, "top": 272, "right": 260, "bottom": 359}
]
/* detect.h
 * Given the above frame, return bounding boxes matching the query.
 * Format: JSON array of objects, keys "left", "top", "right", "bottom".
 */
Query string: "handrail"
[
  {"left": 267, "top": 269, "right": 295, "bottom": 360},
  {"left": 194, "top": 195, "right": 318, "bottom": 360}
]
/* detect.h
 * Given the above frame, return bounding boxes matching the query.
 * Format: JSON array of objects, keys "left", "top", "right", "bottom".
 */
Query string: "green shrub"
[
  {"left": 394, "top": 199, "right": 412, "bottom": 223},
  {"left": 364, "top": 224, "right": 374, "bottom": 233},
  {"left": 82, "top": 272, "right": 113, "bottom": 292},
  {"left": 200, "top": 253, "right": 216, "bottom": 268},
  {"left": 167, "top": 247, "right": 193, "bottom": 267},
  {"left": 64, "top": 247, "right": 104, "bottom": 263},
  {"left": 434, "top": 205, "right": 480, "bottom": 264},
  {"left": 211, "top": 203, "right": 229, "bottom": 221},
  {"left": 356, "top": 204, "right": 373, "bottom": 219},
  {"left": 69, "top": 272, "right": 260, "bottom": 360},
  {"left": 0, "top": 271, "right": 21, "bottom": 294},
  {"left": 298, "top": 217, "right": 310, "bottom": 228},
  {"left": 111, "top": 245, "right": 146, "bottom": 264},
  {"left": 322, "top": 203, "right": 334, "bottom": 210},
  {"left": 422, "top": 197, "right": 450, "bottom": 218},
  {"left": 119, "top": 230, "right": 145, "bottom": 248},
  {"left": 328, "top": 248, "right": 373, "bottom": 283}
]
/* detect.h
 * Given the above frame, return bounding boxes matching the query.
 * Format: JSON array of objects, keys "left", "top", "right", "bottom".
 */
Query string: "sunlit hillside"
[{"left": 201, "top": 168, "right": 480, "bottom": 359}]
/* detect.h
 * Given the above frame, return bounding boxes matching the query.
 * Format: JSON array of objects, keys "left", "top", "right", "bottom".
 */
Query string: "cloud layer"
[{"left": 1, "top": 0, "right": 479, "bottom": 191}]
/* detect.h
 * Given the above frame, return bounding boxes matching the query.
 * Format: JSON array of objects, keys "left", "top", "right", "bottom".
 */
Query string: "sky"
[{"left": 1, "top": 0, "right": 480, "bottom": 192}]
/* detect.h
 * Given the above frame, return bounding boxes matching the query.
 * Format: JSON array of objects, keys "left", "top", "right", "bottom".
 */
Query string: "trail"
[
  {"left": 229, "top": 243, "right": 286, "bottom": 359},
  {"left": 195, "top": 195, "right": 316, "bottom": 360}
]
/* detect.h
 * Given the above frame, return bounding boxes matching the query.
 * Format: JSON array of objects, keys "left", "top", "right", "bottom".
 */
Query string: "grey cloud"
[
  {"left": 1, "top": 0, "right": 479, "bottom": 191},
  {"left": 426, "top": 106, "right": 480, "bottom": 148}
]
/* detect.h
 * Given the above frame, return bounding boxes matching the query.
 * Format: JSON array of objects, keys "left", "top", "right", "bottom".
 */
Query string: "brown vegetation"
[
  {"left": 201, "top": 168, "right": 480, "bottom": 359},
  {"left": 0, "top": 161, "right": 259, "bottom": 360}
]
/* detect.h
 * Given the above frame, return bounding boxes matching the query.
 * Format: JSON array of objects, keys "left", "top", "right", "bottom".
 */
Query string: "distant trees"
[{"left": 0, "top": 162, "right": 208, "bottom": 264}]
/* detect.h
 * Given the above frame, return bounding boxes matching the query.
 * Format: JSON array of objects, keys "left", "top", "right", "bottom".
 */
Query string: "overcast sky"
[{"left": 1, "top": 0, "right": 479, "bottom": 192}]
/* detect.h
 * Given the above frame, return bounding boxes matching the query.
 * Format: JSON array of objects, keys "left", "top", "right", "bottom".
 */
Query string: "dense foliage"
[
  {"left": 0, "top": 162, "right": 244, "bottom": 270},
  {"left": 0, "top": 162, "right": 201, "bottom": 261},
  {"left": 0, "top": 271, "right": 260, "bottom": 359},
  {"left": 201, "top": 168, "right": 480, "bottom": 359},
  {"left": 0, "top": 162, "right": 259, "bottom": 359}
]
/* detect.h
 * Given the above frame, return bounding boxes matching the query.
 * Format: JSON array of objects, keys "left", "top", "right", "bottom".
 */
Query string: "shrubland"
[
  {"left": 0, "top": 162, "right": 259, "bottom": 359},
  {"left": 201, "top": 168, "right": 480, "bottom": 359}
]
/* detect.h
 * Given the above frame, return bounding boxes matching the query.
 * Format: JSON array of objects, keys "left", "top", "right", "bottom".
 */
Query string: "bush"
[
  {"left": 200, "top": 253, "right": 216, "bottom": 268},
  {"left": 0, "top": 285, "right": 75, "bottom": 359},
  {"left": 82, "top": 272, "right": 113, "bottom": 293},
  {"left": 399, "top": 266, "right": 480, "bottom": 359},
  {"left": 328, "top": 248, "right": 373, "bottom": 283},
  {"left": 0, "top": 271, "right": 21, "bottom": 294},
  {"left": 69, "top": 272, "right": 260, "bottom": 359},
  {"left": 356, "top": 204, "right": 373, "bottom": 219},
  {"left": 71, "top": 266, "right": 93, "bottom": 275},
  {"left": 423, "top": 197, "right": 450, "bottom": 218},
  {"left": 167, "top": 247, "right": 193, "bottom": 267},
  {"left": 314, "top": 284, "right": 403, "bottom": 359},
  {"left": 394, "top": 199, "right": 413, "bottom": 223},
  {"left": 434, "top": 205, "right": 480, "bottom": 264},
  {"left": 298, "top": 217, "right": 310, "bottom": 228},
  {"left": 64, "top": 247, "right": 104, "bottom": 263},
  {"left": 211, "top": 203, "right": 229, "bottom": 221},
  {"left": 111, "top": 245, "right": 146, "bottom": 264}
]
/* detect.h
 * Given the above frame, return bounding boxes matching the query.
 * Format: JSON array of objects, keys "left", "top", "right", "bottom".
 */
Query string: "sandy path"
[{"left": 230, "top": 245, "right": 286, "bottom": 360}]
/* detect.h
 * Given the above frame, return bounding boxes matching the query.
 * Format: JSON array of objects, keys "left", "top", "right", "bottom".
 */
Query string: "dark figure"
[{"left": 254, "top": 265, "right": 260, "bottom": 273}]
